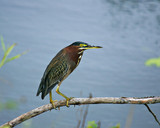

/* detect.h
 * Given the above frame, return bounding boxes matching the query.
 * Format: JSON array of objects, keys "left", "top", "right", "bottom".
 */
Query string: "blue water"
[{"left": 0, "top": 0, "right": 160, "bottom": 128}]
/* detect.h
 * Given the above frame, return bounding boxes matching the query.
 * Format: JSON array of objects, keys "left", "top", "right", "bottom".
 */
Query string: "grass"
[{"left": 0, "top": 36, "right": 26, "bottom": 68}]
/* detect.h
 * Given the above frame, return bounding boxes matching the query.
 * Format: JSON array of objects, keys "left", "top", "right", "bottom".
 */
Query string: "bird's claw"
[
  {"left": 50, "top": 100, "right": 57, "bottom": 109},
  {"left": 66, "top": 97, "right": 74, "bottom": 107}
]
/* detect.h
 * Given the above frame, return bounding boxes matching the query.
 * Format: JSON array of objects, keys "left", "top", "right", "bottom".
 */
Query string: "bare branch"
[
  {"left": 144, "top": 104, "right": 160, "bottom": 126},
  {"left": 81, "top": 93, "right": 92, "bottom": 128},
  {"left": 81, "top": 104, "right": 89, "bottom": 128},
  {"left": 0, "top": 96, "right": 160, "bottom": 128}
]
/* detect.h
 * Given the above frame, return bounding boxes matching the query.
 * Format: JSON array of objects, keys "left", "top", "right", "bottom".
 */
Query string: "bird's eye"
[{"left": 80, "top": 44, "right": 87, "bottom": 47}]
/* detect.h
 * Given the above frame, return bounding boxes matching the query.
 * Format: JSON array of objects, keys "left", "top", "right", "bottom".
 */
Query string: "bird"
[{"left": 36, "top": 41, "right": 102, "bottom": 108}]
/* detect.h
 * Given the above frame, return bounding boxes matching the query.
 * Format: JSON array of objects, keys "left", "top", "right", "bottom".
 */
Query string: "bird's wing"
[
  {"left": 45, "top": 58, "right": 69, "bottom": 87},
  {"left": 37, "top": 53, "right": 70, "bottom": 99}
]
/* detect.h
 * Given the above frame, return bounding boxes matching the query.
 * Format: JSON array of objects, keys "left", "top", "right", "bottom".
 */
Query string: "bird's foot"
[
  {"left": 66, "top": 97, "right": 74, "bottom": 107},
  {"left": 50, "top": 100, "right": 58, "bottom": 109}
]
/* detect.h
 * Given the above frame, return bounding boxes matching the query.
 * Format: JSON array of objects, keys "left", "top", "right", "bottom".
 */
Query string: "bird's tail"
[
  {"left": 37, "top": 79, "right": 58, "bottom": 100},
  {"left": 36, "top": 83, "right": 42, "bottom": 96},
  {"left": 36, "top": 80, "right": 45, "bottom": 99}
]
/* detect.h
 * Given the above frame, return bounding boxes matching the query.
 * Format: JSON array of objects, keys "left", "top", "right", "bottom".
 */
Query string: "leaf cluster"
[
  {"left": 0, "top": 100, "right": 17, "bottom": 111},
  {"left": 0, "top": 36, "right": 26, "bottom": 68},
  {"left": 145, "top": 57, "right": 160, "bottom": 67}
]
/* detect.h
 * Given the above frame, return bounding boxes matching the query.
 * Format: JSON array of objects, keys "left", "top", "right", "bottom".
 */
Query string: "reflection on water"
[{"left": 0, "top": 0, "right": 160, "bottom": 128}]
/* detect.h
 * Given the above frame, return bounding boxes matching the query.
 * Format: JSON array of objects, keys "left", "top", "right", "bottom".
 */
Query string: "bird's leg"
[
  {"left": 56, "top": 85, "right": 73, "bottom": 107},
  {"left": 49, "top": 91, "right": 57, "bottom": 109}
]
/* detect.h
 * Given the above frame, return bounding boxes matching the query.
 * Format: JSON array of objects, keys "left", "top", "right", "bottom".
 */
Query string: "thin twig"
[
  {"left": 144, "top": 104, "right": 160, "bottom": 126},
  {"left": 0, "top": 96, "right": 160, "bottom": 128},
  {"left": 76, "top": 120, "right": 81, "bottom": 128},
  {"left": 81, "top": 104, "right": 89, "bottom": 128},
  {"left": 81, "top": 93, "right": 92, "bottom": 128},
  {"left": 76, "top": 107, "right": 83, "bottom": 128},
  {"left": 125, "top": 105, "right": 135, "bottom": 128},
  {"left": 81, "top": 94, "right": 92, "bottom": 128},
  {"left": 97, "top": 121, "right": 101, "bottom": 128}
]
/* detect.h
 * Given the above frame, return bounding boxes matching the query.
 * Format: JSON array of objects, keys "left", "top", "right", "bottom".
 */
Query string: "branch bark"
[{"left": 0, "top": 96, "right": 160, "bottom": 128}]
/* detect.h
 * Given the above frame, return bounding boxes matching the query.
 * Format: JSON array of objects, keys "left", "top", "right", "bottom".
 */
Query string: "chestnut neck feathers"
[{"left": 65, "top": 45, "right": 84, "bottom": 66}]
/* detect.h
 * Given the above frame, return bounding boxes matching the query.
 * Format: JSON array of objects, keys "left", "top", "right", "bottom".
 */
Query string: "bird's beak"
[{"left": 83, "top": 45, "right": 102, "bottom": 50}]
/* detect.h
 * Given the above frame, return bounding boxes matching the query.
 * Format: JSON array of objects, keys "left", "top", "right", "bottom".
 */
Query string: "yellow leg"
[
  {"left": 49, "top": 91, "right": 57, "bottom": 109},
  {"left": 56, "top": 85, "right": 73, "bottom": 107}
]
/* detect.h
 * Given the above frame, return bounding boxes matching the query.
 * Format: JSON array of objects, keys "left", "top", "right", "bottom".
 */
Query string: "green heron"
[{"left": 36, "top": 41, "right": 102, "bottom": 107}]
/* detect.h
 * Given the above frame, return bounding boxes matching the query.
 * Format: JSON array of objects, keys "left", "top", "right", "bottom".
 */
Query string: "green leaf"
[
  {"left": 4, "top": 50, "right": 27, "bottom": 66},
  {"left": 4, "top": 43, "right": 16, "bottom": 57},
  {"left": 4, "top": 54, "right": 21, "bottom": 64},
  {"left": 1, "top": 36, "right": 6, "bottom": 52},
  {"left": 1, "top": 124, "right": 11, "bottom": 128},
  {"left": 5, "top": 100, "right": 17, "bottom": 109},
  {"left": 0, "top": 102, "right": 4, "bottom": 111},
  {"left": 0, "top": 55, "right": 6, "bottom": 68},
  {"left": 0, "top": 43, "right": 16, "bottom": 68},
  {"left": 145, "top": 57, "right": 160, "bottom": 67},
  {"left": 110, "top": 123, "right": 120, "bottom": 128},
  {"left": 87, "top": 121, "right": 98, "bottom": 128},
  {"left": 0, "top": 36, "right": 27, "bottom": 68}
]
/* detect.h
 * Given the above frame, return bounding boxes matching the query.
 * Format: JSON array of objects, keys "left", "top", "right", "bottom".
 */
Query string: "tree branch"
[
  {"left": 144, "top": 104, "right": 160, "bottom": 125},
  {"left": 0, "top": 96, "right": 160, "bottom": 128}
]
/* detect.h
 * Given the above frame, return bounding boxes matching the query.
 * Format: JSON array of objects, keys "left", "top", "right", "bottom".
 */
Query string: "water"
[{"left": 0, "top": 0, "right": 160, "bottom": 128}]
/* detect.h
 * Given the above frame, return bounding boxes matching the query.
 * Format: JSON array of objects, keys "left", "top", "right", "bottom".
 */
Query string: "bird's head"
[
  {"left": 69, "top": 41, "right": 102, "bottom": 50},
  {"left": 65, "top": 41, "right": 102, "bottom": 71}
]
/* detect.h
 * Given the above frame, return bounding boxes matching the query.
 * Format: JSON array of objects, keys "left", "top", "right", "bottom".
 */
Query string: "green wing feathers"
[{"left": 36, "top": 53, "right": 69, "bottom": 99}]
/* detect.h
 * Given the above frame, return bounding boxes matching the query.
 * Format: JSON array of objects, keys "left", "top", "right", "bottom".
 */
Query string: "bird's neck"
[{"left": 65, "top": 46, "right": 84, "bottom": 65}]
